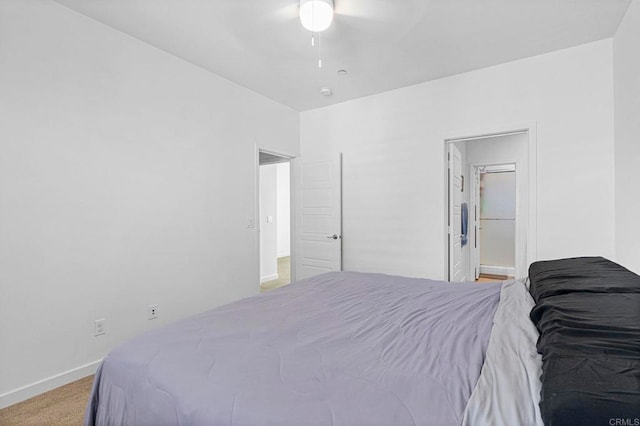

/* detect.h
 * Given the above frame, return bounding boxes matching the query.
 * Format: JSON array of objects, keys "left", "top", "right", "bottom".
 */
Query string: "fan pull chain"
[
  {"left": 309, "top": 1, "right": 323, "bottom": 68},
  {"left": 318, "top": 32, "right": 322, "bottom": 68}
]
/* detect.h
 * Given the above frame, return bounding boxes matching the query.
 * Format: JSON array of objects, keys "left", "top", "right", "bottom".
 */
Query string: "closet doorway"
[
  {"left": 445, "top": 127, "right": 536, "bottom": 281},
  {"left": 258, "top": 150, "right": 292, "bottom": 291}
]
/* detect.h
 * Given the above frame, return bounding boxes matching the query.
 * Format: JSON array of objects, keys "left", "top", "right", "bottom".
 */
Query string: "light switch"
[
  {"left": 267, "top": 216, "right": 274, "bottom": 223},
  {"left": 247, "top": 218, "right": 255, "bottom": 228}
]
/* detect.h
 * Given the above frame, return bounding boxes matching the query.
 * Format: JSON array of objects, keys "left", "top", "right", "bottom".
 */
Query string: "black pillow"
[{"left": 528, "top": 256, "right": 640, "bottom": 302}]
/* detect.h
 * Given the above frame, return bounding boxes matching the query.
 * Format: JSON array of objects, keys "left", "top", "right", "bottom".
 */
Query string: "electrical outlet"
[
  {"left": 94, "top": 318, "right": 106, "bottom": 336},
  {"left": 148, "top": 304, "right": 158, "bottom": 320}
]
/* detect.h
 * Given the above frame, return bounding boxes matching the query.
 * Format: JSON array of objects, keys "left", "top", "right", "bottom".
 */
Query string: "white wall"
[
  {"left": 276, "top": 162, "right": 291, "bottom": 258},
  {"left": 260, "top": 165, "right": 278, "bottom": 282},
  {"left": 614, "top": 0, "right": 640, "bottom": 274},
  {"left": 301, "top": 40, "right": 615, "bottom": 280},
  {"left": 0, "top": 0, "right": 298, "bottom": 407}
]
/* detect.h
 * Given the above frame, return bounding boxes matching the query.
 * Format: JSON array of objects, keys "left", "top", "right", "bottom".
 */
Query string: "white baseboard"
[
  {"left": 480, "top": 265, "right": 516, "bottom": 277},
  {"left": 260, "top": 273, "right": 279, "bottom": 283},
  {"left": 0, "top": 359, "right": 102, "bottom": 409},
  {"left": 277, "top": 252, "right": 290, "bottom": 258}
]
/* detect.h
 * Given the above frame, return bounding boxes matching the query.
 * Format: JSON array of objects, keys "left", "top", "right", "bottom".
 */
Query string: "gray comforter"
[{"left": 85, "top": 272, "right": 501, "bottom": 426}]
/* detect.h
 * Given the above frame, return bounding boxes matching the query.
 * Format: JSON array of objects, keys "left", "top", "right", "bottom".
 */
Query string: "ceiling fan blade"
[{"left": 336, "top": 0, "right": 428, "bottom": 24}]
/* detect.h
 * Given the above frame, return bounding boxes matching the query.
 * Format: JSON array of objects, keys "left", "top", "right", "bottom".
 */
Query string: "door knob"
[{"left": 326, "top": 234, "right": 339, "bottom": 240}]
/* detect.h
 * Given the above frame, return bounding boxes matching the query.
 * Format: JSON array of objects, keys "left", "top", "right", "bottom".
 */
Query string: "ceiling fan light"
[{"left": 300, "top": 0, "right": 334, "bottom": 32}]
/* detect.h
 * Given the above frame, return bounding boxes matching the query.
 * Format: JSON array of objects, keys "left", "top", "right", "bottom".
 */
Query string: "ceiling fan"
[
  {"left": 297, "top": 0, "right": 334, "bottom": 68},
  {"left": 293, "top": 0, "right": 428, "bottom": 69}
]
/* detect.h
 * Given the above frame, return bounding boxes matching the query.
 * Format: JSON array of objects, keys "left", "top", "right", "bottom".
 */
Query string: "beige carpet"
[
  {"left": 0, "top": 376, "right": 94, "bottom": 426},
  {"left": 260, "top": 256, "right": 291, "bottom": 292}
]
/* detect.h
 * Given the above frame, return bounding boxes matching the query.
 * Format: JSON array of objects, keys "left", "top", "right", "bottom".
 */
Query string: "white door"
[
  {"left": 294, "top": 154, "right": 342, "bottom": 281},
  {"left": 448, "top": 145, "right": 465, "bottom": 281},
  {"left": 472, "top": 166, "right": 481, "bottom": 280}
]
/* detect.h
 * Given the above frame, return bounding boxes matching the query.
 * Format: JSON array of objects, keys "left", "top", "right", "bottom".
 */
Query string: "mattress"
[{"left": 84, "top": 271, "right": 503, "bottom": 426}]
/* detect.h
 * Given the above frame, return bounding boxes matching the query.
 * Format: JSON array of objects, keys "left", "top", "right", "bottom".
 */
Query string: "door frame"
[
  {"left": 442, "top": 122, "right": 538, "bottom": 280},
  {"left": 255, "top": 146, "right": 297, "bottom": 289}
]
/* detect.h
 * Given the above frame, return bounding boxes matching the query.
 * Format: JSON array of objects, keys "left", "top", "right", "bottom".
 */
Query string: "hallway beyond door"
[{"left": 260, "top": 256, "right": 291, "bottom": 292}]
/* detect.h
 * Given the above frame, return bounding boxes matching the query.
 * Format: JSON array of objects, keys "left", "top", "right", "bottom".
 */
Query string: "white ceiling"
[{"left": 54, "top": 0, "right": 631, "bottom": 111}]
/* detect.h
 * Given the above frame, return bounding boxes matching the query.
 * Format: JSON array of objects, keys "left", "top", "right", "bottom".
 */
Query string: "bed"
[{"left": 84, "top": 258, "right": 639, "bottom": 426}]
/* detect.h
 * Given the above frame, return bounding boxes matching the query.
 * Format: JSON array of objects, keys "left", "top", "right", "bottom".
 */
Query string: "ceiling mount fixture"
[
  {"left": 320, "top": 87, "right": 333, "bottom": 96},
  {"left": 299, "top": 0, "right": 334, "bottom": 32},
  {"left": 299, "top": 0, "right": 334, "bottom": 69}
]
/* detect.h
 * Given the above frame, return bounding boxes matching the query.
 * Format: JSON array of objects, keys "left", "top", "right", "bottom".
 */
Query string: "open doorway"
[
  {"left": 446, "top": 130, "right": 534, "bottom": 281},
  {"left": 259, "top": 151, "right": 291, "bottom": 291}
]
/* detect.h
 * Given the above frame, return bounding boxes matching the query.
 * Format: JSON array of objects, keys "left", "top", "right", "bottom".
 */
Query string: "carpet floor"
[
  {"left": 0, "top": 376, "right": 94, "bottom": 425},
  {"left": 260, "top": 256, "right": 291, "bottom": 292}
]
